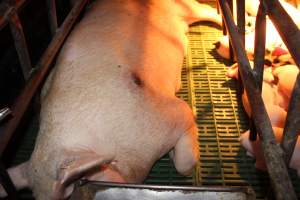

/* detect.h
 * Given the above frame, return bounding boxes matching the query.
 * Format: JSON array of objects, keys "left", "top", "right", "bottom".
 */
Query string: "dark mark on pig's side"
[
  {"left": 131, "top": 73, "right": 143, "bottom": 87},
  {"left": 118, "top": 65, "right": 121, "bottom": 68}
]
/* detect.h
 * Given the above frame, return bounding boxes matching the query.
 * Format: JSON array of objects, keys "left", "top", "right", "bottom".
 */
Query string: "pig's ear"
[
  {"left": 170, "top": 125, "right": 199, "bottom": 176},
  {"left": 52, "top": 150, "right": 113, "bottom": 200}
]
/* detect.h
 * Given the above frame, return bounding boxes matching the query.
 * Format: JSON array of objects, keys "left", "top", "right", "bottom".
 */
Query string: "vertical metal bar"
[
  {"left": 0, "top": 0, "right": 88, "bottom": 156},
  {"left": 236, "top": 0, "right": 245, "bottom": 46},
  {"left": 218, "top": 0, "right": 297, "bottom": 199},
  {"left": 46, "top": 0, "right": 58, "bottom": 35},
  {"left": 0, "top": 161, "right": 17, "bottom": 199},
  {"left": 249, "top": 1, "right": 267, "bottom": 141},
  {"left": 7, "top": 8, "right": 32, "bottom": 80},
  {"left": 227, "top": 0, "right": 234, "bottom": 61},
  {"left": 253, "top": 2, "right": 266, "bottom": 91},
  {"left": 281, "top": 74, "right": 300, "bottom": 164}
]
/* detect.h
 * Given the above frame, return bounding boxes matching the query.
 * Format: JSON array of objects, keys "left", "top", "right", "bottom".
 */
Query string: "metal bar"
[
  {"left": 261, "top": 0, "right": 300, "bottom": 65},
  {"left": 78, "top": 180, "right": 255, "bottom": 194},
  {"left": 218, "top": 0, "right": 297, "bottom": 199},
  {"left": 0, "top": 161, "right": 17, "bottom": 199},
  {"left": 260, "top": 0, "right": 300, "bottom": 167},
  {"left": 0, "top": 0, "right": 28, "bottom": 30},
  {"left": 46, "top": 0, "right": 58, "bottom": 36},
  {"left": 253, "top": 2, "right": 266, "bottom": 90},
  {"left": 249, "top": 1, "right": 267, "bottom": 141},
  {"left": 0, "top": 0, "right": 88, "bottom": 155},
  {"left": 71, "top": 181, "right": 255, "bottom": 200},
  {"left": 227, "top": 0, "right": 234, "bottom": 61},
  {"left": 7, "top": 8, "right": 32, "bottom": 80},
  {"left": 281, "top": 74, "right": 300, "bottom": 164},
  {"left": 236, "top": 0, "right": 245, "bottom": 46}
]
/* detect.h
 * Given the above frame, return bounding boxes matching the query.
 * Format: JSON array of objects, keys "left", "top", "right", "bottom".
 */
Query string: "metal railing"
[
  {"left": 0, "top": 0, "right": 89, "bottom": 198},
  {"left": 0, "top": 0, "right": 299, "bottom": 199},
  {"left": 219, "top": 0, "right": 300, "bottom": 199}
]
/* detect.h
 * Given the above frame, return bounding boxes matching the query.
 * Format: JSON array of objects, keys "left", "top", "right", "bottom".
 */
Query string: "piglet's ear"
[{"left": 52, "top": 150, "right": 114, "bottom": 200}]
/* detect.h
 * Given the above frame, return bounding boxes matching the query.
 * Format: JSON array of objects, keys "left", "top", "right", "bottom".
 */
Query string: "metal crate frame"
[{"left": 0, "top": 0, "right": 299, "bottom": 200}]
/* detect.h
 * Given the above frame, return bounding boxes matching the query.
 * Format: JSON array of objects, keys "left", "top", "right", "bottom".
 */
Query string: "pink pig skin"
[{"left": 240, "top": 128, "right": 300, "bottom": 176}]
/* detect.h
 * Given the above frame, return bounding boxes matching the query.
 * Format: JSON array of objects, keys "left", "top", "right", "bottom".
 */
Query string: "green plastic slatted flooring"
[{"left": 144, "top": 23, "right": 300, "bottom": 199}]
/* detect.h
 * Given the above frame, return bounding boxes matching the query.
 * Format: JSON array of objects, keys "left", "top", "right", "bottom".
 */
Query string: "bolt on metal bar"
[
  {"left": 46, "top": 0, "right": 58, "bottom": 36},
  {"left": 218, "top": 0, "right": 297, "bottom": 199},
  {"left": 0, "top": 0, "right": 88, "bottom": 155},
  {"left": 6, "top": 7, "right": 32, "bottom": 80}
]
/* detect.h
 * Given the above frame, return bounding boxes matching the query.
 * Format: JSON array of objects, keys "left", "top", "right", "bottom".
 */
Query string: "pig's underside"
[{"left": 25, "top": 1, "right": 201, "bottom": 199}]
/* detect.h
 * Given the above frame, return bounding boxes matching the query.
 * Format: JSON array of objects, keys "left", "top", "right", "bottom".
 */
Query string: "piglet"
[
  {"left": 0, "top": 0, "right": 224, "bottom": 199},
  {"left": 240, "top": 127, "right": 300, "bottom": 176},
  {"left": 273, "top": 64, "right": 299, "bottom": 110},
  {"left": 215, "top": 20, "right": 285, "bottom": 60}
]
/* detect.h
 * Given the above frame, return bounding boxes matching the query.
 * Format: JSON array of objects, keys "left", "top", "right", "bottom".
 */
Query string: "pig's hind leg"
[{"left": 169, "top": 124, "right": 199, "bottom": 176}]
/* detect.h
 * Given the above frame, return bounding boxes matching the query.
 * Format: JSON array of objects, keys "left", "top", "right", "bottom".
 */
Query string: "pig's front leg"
[{"left": 169, "top": 125, "right": 199, "bottom": 176}]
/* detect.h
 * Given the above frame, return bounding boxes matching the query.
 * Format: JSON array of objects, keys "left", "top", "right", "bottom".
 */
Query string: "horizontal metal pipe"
[
  {"left": 0, "top": 0, "right": 88, "bottom": 155},
  {"left": 218, "top": 0, "right": 297, "bottom": 199}
]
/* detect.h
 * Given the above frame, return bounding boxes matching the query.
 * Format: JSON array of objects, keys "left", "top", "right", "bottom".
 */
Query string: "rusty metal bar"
[
  {"left": 249, "top": 1, "right": 267, "bottom": 141},
  {"left": 46, "top": 0, "right": 58, "bottom": 36},
  {"left": 7, "top": 8, "right": 32, "bottom": 80},
  {"left": 227, "top": 0, "right": 234, "bottom": 61},
  {"left": 0, "top": 0, "right": 88, "bottom": 155},
  {"left": 0, "top": 0, "right": 28, "bottom": 30},
  {"left": 281, "top": 74, "right": 300, "bottom": 164},
  {"left": 236, "top": 0, "right": 245, "bottom": 46},
  {"left": 260, "top": 0, "right": 300, "bottom": 166},
  {"left": 218, "top": 0, "right": 297, "bottom": 199},
  {"left": 253, "top": 2, "right": 266, "bottom": 91}
]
